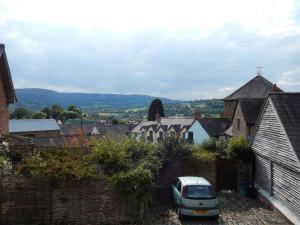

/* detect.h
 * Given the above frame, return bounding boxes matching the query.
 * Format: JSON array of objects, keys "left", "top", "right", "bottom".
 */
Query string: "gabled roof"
[
  {"left": 131, "top": 118, "right": 195, "bottom": 133},
  {"left": 0, "top": 44, "right": 16, "bottom": 103},
  {"left": 60, "top": 124, "right": 97, "bottom": 135},
  {"left": 197, "top": 118, "right": 230, "bottom": 137},
  {"left": 9, "top": 119, "right": 60, "bottom": 133},
  {"left": 269, "top": 93, "right": 300, "bottom": 160},
  {"left": 168, "top": 124, "right": 181, "bottom": 133},
  {"left": 239, "top": 98, "right": 265, "bottom": 125},
  {"left": 96, "top": 124, "right": 131, "bottom": 136},
  {"left": 223, "top": 75, "right": 281, "bottom": 101}
]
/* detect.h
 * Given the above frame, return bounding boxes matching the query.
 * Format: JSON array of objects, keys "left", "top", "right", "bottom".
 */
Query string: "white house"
[{"left": 131, "top": 113, "right": 229, "bottom": 145}]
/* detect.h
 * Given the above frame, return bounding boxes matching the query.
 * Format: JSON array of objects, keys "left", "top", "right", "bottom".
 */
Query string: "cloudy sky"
[{"left": 1, "top": 0, "right": 300, "bottom": 100}]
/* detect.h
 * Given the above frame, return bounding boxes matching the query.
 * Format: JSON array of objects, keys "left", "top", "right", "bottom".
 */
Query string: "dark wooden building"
[
  {"left": 0, "top": 44, "right": 17, "bottom": 134},
  {"left": 250, "top": 93, "right": 300, "bottom": 224}
]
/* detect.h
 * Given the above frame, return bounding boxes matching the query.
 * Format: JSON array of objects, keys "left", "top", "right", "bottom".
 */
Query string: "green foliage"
[
  {"left": 111, "top": 118, "right": 119, "bottom": 124},
  {"left": 17, "top": 150, "right": 98, "bottom": 184},
  {"left": 51, "top": 104, "right": 64, "bottom": 120},
  {"left": 10, "top": 108, "right": 30, "bottom": 119},
  {"left": 0, "top": 138, "right": 12, "bottom": 174},
  {"left": 41, "top": 107, "right": 51, "bottom": 118},
  {"left": 190, "top": 145, "right": 216, "bottom": 162},
  {"left": 60, "top": 110, "right": 80, "bottom": 122},
  {"left": 32, "top": 111, "right": 47, "bottom": 119},
  {"left": 147, "top": 98, "right": 165, "bottom": 121},
  {"left": 201, "top": 138, "right": 217, "bottom": 152},
  {"left": 227, "top": 136, "right": 254, "bottom": 163}
]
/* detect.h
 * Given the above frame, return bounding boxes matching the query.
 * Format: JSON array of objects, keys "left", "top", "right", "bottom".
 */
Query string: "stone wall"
[{"left": 0, "top": 175, "right": 143, "bottom": 225}]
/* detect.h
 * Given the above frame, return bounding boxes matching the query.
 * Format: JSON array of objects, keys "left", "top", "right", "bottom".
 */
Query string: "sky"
[{"left": 0, "top": 0, "right": 300, "bottom": 100}]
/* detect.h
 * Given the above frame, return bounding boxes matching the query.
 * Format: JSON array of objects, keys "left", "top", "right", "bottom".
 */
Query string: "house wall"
[
  {"left": 231, "top": 102, "right": 248, "bottom": 138},
  {"left": 251, "top": 99, "right": 300, "bottom": 219},
  {"left": 222, "top": 100, "right": 236, "bottom": 121},
  {"left": 0, "top": 71, "right": 9, "bottom": 134},
  {"left": 11, "top": 130, "right": 61, "bottom": 138},
  {"left": 184, "top": 121, "right": 210, "bottom": 145}
]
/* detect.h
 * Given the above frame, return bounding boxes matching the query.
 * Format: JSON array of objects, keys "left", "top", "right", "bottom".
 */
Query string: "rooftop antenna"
[{"left": 256, "top": 66, "right": 262, "bottom": 76}]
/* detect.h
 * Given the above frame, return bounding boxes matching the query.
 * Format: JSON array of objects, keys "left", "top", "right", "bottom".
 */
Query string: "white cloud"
[
  {"left": 278, "top": 69, "right": 300, "bottom": 87},
  {"left": 0, "top": 0, "right": 299, "bottom": 36}
]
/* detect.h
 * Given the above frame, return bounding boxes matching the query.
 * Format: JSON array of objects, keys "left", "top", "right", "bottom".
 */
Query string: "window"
[
  {"left": 237, "top": 118, "right": 240, "bottom": 130},
  {"left": 159, "top": 131, "right": 163, "bottom": 138},
  {"left": 149, "top": 131, "right": 153, "bottom": 137},
  {"left": 186, "top": 185, "right": 215, "bottom": 199},
  {"left": 188, "top": 131, "right": 193, "bottom": 140}
]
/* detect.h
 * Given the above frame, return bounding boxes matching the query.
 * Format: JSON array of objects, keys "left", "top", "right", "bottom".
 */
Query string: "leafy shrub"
[
  {"left": 216, "top": 139, "right": 228, "bottom": 151},
  {"left": 190, "top": 145, "right": 216, "bottom": 161},
  {"left": 17, "top": 150, "right": 98, "bottom": 184},
  {"left": 158, "top": 136, "right": 192, "bottom": 160},
  {"left": 226, "top": 136, "right": 254, "bottom": 163},
  {"left": 0, "top": 138, "right": 12, "bottom": 175},
  {"left": 201, "top": 138, "right": 217, "bottom": 152}
]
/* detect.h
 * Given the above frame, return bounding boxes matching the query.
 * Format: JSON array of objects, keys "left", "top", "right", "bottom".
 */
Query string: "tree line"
[{"left": 10, "top": 104, "right": 83, "bottom": 122}]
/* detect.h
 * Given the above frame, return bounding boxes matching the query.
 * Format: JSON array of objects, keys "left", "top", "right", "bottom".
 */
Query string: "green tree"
[
  {"left": 51, "top": 104, "right": 64, "bottom": 120},
  {"left": 41, "top": 107, "right": 51, "bottom": 119},
  {"left": 147, "top": 98, "right": 165, "bottom": 121},
  {"left": 10, "top": 108, "right": 30, "bottom": 119},
  {"left": 60, "top": 110, "right": 79, "bottom": 122},
  {"left": 32, "top": 111, "right": 47, "bottom": 119},
  {"left": 112, "top": 118, "right": 119, "bottom": 124},
  {"left": 67, "top": 104, "right": 82, "bottom": 115}
]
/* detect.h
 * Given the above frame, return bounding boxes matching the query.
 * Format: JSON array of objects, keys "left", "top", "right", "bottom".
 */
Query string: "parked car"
[{"left": 172, "top": 176, "right": 219, "bottom": 219}]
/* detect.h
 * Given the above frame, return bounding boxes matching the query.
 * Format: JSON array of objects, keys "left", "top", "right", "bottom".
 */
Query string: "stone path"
[{"left": 145, "top": 192, "right": 292, "bottom": 225}]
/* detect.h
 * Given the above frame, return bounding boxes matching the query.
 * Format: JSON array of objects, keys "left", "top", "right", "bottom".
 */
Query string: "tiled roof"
[
  {"left": 197, "top": 118, "right": 230, "bottom": 137},
  {"left": 131, "top": 118, "right": 195, "bottom": 133},
  {"left": 269, "top": 93, "right": 300, "bottom": 160},
  {"left": 96, "top": 124, "right": 131, "bottom": 136},
  {"left": 223, "top": 75, "right": 281, "bottom": 100},
  {"left": 239, "top": 99, "right": 265, "bottom": 125},
  {"left": 9, "top": 119, "right": 60, "bottom": 133}
]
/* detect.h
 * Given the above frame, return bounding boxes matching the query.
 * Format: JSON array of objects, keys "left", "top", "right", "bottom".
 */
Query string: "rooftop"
[
  {"left": 223, "top": 75, "right": 281, "bottom": 101},
  {"left": 9, "top": 119, "right": 60, "bottom": 133}
]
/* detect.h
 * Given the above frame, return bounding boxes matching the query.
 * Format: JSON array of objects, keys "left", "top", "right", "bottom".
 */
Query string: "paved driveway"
[{"left": 146, "top": 192, "right": 291, "bottom": 225}]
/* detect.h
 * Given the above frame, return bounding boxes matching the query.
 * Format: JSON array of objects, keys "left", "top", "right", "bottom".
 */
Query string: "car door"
[{"left": 173, "top": 180, "right": 182, "bottom": 205}]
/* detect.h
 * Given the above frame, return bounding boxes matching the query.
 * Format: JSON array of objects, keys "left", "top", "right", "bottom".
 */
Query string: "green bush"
[
  {"left": 190, "top": 145, "right": 216, "bottom": 161},
  {"left": 201, "top": 138, "right": 217, "bottom": 152},
  {"left": 226, "top": 136, "right": 254, "bottom": 163},
  {"left": 17, "top": 150, "right": 98, "bottom": 184}
]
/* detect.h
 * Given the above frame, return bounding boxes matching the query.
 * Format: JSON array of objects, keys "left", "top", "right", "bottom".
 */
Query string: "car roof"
[{"left": 178, "top": 176, "right": 211, "bottom": 186}]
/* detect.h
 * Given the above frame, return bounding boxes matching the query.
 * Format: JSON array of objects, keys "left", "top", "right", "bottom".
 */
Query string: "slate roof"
[
  {"left": 269, "top": 93, "right": 300, "bottom": 160},
  {"left": 197, "top": 118, "right": 230, "bottom": 137},
  {"left": 96, "top": 124, "right": 132, "bottom": 136},
  {"left": 9, "top": 119, "right": 60, "bottom": 133},
  {"left": 223, "top": 75, "right": 280, "bottom": 101},
  {"left": 131, "top": 118, "right": 195, "bottom": 133},
  {"left": 239, "top": 98, "right": 265, "bottom": 125},
  {"left": 0, "top": 44, "right": 16, "bottom": 103},
  {"left": 60, "top": 124, "right": 97, "bottom": 135}
]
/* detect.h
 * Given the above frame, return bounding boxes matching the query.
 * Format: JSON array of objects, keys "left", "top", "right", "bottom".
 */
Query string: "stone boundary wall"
[{"left": 0, "top": 175, "right": 143, "bottom": 225}]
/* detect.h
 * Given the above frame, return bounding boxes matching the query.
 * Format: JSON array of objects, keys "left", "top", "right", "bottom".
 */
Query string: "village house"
[
  {"left": 0, "top": 44, "right": 17, "bottom": 134},
  {"left": 9, "top": 119, "right": 61, "bottom": 137},
  {"left": 131, "top": 112, "right": 229, "bottom": 145},
  {"left": 250, "top": 93, "right": 300, "bottom": 224},
  {"left": 223, "top": 74, "right": 282, "bottom": 139}
]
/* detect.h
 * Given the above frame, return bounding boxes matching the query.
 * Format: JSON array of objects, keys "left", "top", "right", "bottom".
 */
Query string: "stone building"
[{"left": 0, "top": 44, "right": 17, "bottom": 134}]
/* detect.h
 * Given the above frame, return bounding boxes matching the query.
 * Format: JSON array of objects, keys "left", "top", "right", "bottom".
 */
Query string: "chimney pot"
[{"left": 194, "top": 110, "right": 201, "bottom": 119}]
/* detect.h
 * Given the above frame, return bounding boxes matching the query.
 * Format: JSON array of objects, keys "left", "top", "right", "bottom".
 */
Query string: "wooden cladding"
[{"left": 255, "top": 155, "right": 271, "bottom": 193}]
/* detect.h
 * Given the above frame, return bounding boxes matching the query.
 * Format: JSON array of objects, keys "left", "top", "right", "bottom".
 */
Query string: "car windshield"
[{"left": 186, "top": 185, "right": 214, "bottom": 199}]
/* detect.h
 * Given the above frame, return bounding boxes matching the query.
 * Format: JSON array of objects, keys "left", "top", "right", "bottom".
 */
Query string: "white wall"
[{"left": 184, "top": 121, "right": 210, "bottom": 145}]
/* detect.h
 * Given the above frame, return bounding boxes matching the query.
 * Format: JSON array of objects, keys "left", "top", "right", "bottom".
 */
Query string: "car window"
[
  {"left": 186, "top": 185, "right": 214, "bottom": 199},
  {"left": 176, "top": 181, "right": 181, "bottom": 192}
]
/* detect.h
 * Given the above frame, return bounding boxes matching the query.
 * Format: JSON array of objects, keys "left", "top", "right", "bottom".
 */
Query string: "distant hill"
[{"left": 13, "top": 88, "right": 184, "bottom": 111}]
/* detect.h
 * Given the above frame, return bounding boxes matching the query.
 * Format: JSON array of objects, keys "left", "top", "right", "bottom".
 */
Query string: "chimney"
[
  {"left": 155, "top": 111, "right": 161, "bottom": 123},
  {"left": 271, "top": 84, "right": 281, "bottom": 93},
  {"left": 194, "top": 110, "right": 201, "bottom": 119}
]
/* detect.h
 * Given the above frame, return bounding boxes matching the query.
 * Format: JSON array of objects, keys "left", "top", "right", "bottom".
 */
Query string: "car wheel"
[{"left": 177, "top": 207, "right": 184, "bottom": 220}]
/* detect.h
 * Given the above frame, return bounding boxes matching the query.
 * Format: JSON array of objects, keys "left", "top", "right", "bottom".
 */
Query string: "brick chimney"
[
  {"left": 271, "top": 84, "right": 281, "bottom": 93},
  {"left": 155, "top": 111, "right": 161, "bottom": 123},
  {"left": 194, "top": 110, "right": 201, "bottom": 119}
]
